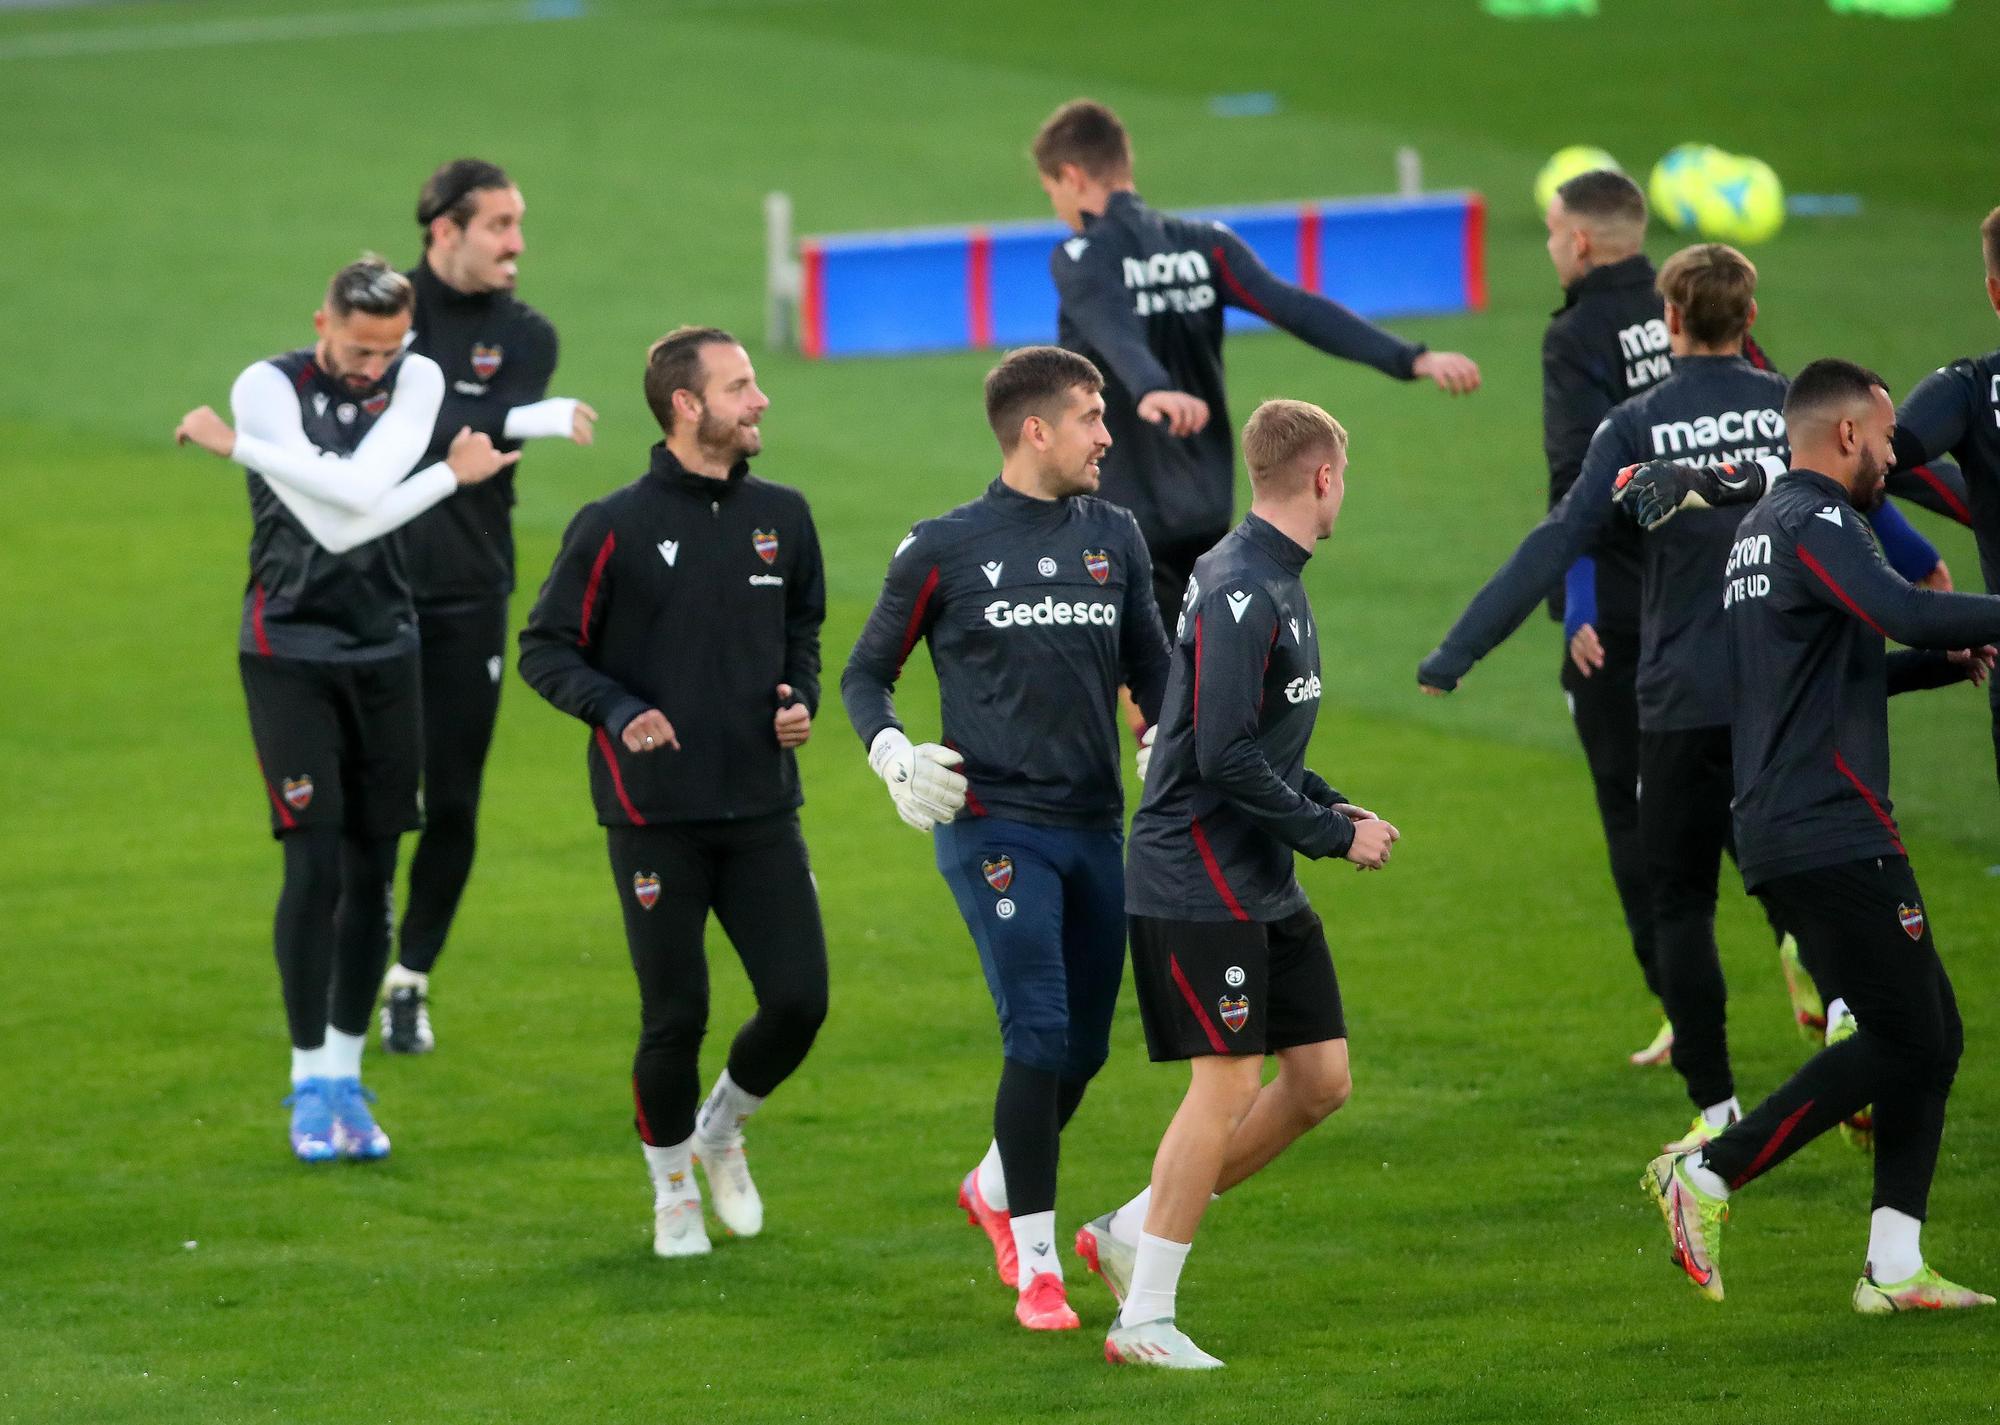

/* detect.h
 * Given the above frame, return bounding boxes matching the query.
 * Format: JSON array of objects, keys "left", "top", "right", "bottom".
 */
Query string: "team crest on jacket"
[
  {"left": 633, "top": 872, "right": 661, "bottom": 910},
  {"left": 753, "top": 529, "right": 779, "bottom": 565},
  {"left": 982, "top": 856, "right": 1014, "bottom": 893},
  {"left": 471, "top": 344, "right": 503, "bottom": 379},
  {"left": 1083, "top": 549, "right": 1110, "bottom": 585},
  {"left": 1898, "top": 902, "right": 1925, "bottom": 941},
  {"left": 1218, "top": 995, "right": 1250, "bottom": 1032},
  {"left": 281, "top": 776, "right": 314, "bottom": 811},
  {"left": 361, "top": 390, "right": 389, "bottom": 417}
]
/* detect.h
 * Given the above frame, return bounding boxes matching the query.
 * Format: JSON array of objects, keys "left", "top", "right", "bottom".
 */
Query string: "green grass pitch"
[{"left": 3, "top": 1, "right": 1997, "bottom": 1419}]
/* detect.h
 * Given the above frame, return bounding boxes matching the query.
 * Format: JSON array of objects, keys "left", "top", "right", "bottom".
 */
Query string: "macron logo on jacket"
[{"left": 658, "top": 539, "right": 679, "bottom": 568}]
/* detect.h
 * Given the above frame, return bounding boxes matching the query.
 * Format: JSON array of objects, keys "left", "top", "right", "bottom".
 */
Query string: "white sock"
[
  {"left": 290, "top": 1044, "right": 329, "bottom": 1085},
  {"left": 383, "top": 963, "right": 428, "bottom": 994},
  {"left": 643, "top": 1136, "right": 699, "bottom": 1206},
  {"left": 1867, "top": 1207, "right": 1923, "bottom": 1282},
  {"left": 325, "top": 1027, "right": 366, "bottom": 1082},
  {"left": 694, "top": 1069, "right": 765, "bottom": 1146},
  {"left": 1684, "top": 1149, "right": 1731, "bottom": 1200},
  {"left": 1120, "top": 1232, "right": 1191, "bottom": 1327},
  {"left": 975, "top": 1141, "right": 1008, "bottom": 1213},
  {"left": 1701, "top": 1097, "right": 1741, "bottom": 1130},
  {"left": 1010, "top": 1209, "right": 1061, "bottom": 1285},
  {"left": 1106, "top": 1187, "right": 1150, "bottom": 1244}
]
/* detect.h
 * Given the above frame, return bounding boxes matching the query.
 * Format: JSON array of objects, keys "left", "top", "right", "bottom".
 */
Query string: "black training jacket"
[
  {"left": 518, "top": 445, "right": 824, "bottom": 826},
  {"left": 1896, "top": 351, "right": 2000, "bottom": 594},
  {"left": 1725, "top": 468, "right": 2000, "bottom": 888},
  {"left": 1126, "top": 515, "right": 1353, "bottom": 923},
  {"left": 840, "top": 478, "right": 1171, "bottom": 831},
  {"left": 401, "top": 260, "right": 558, "bottom": 610},
  {"left": 1424, "top": 354, "right": 1788, "bottom": 731},
  {"left": 1053, "top": 190, "right": 1424, "bottom": 549}
]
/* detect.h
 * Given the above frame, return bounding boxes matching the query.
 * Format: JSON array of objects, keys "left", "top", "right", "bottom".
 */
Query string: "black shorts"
[
  {"left": 239, "top": 650, "right": 423, "bottom": 839},
  {"left": 1129, "top": 907, "right": 1345, "bottom": 1061}
]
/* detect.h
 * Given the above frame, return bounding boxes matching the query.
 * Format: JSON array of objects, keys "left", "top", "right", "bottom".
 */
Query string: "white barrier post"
[
  {"left": 765, "top": 190, "right": 799, "bottom": 352},
  {"left": 1396, "top": 146, "right": 1423, "bottom": 198}
]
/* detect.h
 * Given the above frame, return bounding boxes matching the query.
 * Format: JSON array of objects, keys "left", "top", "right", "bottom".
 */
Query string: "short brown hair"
[
  {"left": 983, "top": 346, "right": 1103, "bottom": 452},
  {"left": 1656, "top": 243, "right": 1758, "bottom": 348},
  {"left": 1031, "top": 100, "right": 1132, "bottom": 181},
  {"left": 416, "top": 158, "right": 511, "bottom": 249},
  {"left": 1981, "top": 205, "right": 2000, "bottom": 279},
  {"left": 325, "top": 254, "right": 412, "bottom": 320},
  {"left": 1555, "top": 169, "right": 1647, "bottom": 231},
  {"left": 644, "top": 325, "right": 737, "bottom": 434},
  {"left": 1242, "top": 399, "right": 1346, "bottom": 492}
]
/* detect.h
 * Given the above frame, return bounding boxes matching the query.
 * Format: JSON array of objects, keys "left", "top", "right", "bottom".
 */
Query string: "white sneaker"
[
  {"left": 653, "top": 1197, "right": 712, "bottom": 1258},
  {"left": 693, "top": 1137, "right": 764, "bottom": 1238},
  {"left": 1104, "top": 1316, "right": 1224, "bottom": 1369}
]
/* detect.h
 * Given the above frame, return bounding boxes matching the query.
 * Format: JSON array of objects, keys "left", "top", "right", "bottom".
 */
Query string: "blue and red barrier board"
[{"left": 797, "top": 191, "right": 1484, "bottom": 359}]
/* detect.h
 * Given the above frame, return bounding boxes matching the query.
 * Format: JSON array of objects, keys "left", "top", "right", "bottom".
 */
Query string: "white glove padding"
[
  {"left": 868, "top": 728, "right": 968, "bottom": 832},
  {"left": 1135, "top": 725, "right": 1156, "bottom": 782}
]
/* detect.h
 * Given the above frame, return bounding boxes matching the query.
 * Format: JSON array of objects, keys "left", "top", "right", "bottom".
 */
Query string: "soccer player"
[
  {"left": 1644, "top": 359, "right": 2000, "bottom": 1312},
  {"left": 381, "top": 158, "right": 598, "bottom": 1055},
  {"left": 1079, "top": 399, "right": 1398, "bottom": 1369},
  {"left": 173, "top": 256, "right": 515, "bottom": 1162},
  {"left": 519, "top": 327, "right": 827, "bottom": 1257},
  {"left": 1542, "top": 173, "right": 1946, "bottom": 1065},
  {"left": 841, "top": 345, "right": 1171, "bottom": 1332},
  {"left": 1420, "top": 245, "right": 1784, "bottom": 1153},
  {"left": 1621, "top": 205, "right": 2000, "bottom": 786},
  {"left": 1031, "top": 98, "right": 1480, "bottom": 638},
  {"left": 1421, "top": 245, "right": 1946, "bottom": 1153}
]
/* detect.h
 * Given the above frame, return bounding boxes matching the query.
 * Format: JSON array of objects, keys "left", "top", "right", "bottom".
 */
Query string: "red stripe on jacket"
[
  {"left": 594, "top": 726, "right": 648, "bottom": 826},
  {"left": 1190, "top": 815, "right": 1250, "bottom": 922},
  {"left": 1833, "top": 751, "right": 1903, "bottom": 855},
  {"left": 1797, "top": 543, "right": 1886, "bottom": 638},
  {"left": 578, "top": 531, "right": 616, "bottom": 647}
]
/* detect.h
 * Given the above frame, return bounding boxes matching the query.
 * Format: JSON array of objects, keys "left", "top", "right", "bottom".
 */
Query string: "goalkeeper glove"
[
  {"left": 1613, "top": 456, "right": 1778, "bottom": 530},
  {"left": 868, "top": 727, "right": 968, "bottom": 832},
  {"left": 1135, "top": 725, "right": 1156, "bottom": 782}
]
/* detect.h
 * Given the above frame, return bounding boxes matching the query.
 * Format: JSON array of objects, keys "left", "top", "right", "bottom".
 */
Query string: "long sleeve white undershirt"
[{"left": 228, "top": 356, "right": 457, "bottom": 555}]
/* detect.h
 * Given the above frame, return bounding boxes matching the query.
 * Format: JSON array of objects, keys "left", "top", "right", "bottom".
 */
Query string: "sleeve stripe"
[
  {"left": 896, "top": 566, "right": 941, "bottom": 670},
  {"left": 577, "top": 529, "right": 616, "bottom": 648},
  {"left": 1797, "top": 542, "right": 1886, "bottom": 639},
  {"left": 1910, "top": 464, "right": 1972, "bottom": 526},
  {"left": 1209, "top": 243, "right": 1273, "bottom": 323}
]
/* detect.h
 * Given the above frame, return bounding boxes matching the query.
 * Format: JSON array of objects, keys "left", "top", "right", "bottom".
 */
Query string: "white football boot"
[
  {"left": 1104, "top": 1316, "right": 1224, "bottom": 1369},
  {"left": 653, "top": 1196, "right": 712, "bottom": 1258},
  {"left": 693, "top": 1136, "right": 764, "bottom": 1238}
]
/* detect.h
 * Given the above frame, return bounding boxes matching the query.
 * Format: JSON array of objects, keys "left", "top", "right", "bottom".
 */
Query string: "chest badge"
[
  {"left": 658, "top": 539, "right": 680, "bottom": 568},
  {"left": 362, "top": 391, "right": 389, "bottom": 417},
  {"left": 1898, "top": 903, "right": 1925, "bottom": 941},
  {"left": 981, "top": 560, "right": 1004, "bottom": 587},
  {"left": 471, "top": 343, "right": 504, "bottom": 380},
  {"left": 1083, "top": 549, "right": 1110, "bottom": 585},
  {"left": 981, "top": 856, "right": 1014, "bottom": 894},
  {"left": 753, "top": 529, "right": 779, "bottom": 565}
]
